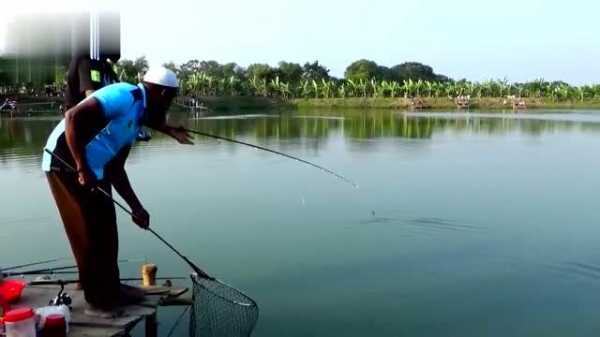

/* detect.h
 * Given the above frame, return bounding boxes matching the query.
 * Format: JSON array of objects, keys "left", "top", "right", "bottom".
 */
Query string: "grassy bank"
[
  {"left": 6, "top": 96, "right": 600, "bottom": 118},
  {"left": 181, "top": 96, "right": 600, "bottom": 112},
  {"left": 290, "top": 97, "right": 600, "bottom": 110},
  {"left": 180, "top": 96, "right": 286, "bottom": 111}
]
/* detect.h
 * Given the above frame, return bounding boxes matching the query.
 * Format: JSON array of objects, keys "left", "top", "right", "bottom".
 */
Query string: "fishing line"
[{"left": 183, "top": 128, "right": 359, "bottom": 188}]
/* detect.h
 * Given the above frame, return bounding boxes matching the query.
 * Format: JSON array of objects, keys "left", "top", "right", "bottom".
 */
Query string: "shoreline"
[
  {"left": 180, "top": 96, "right": 600, "bottom": 111},
  {"left": 290, "top": 97, "right": 600, "bottom": 110},
  {"left": 4, "top": 96, "right": 600, "bottom": 117}
]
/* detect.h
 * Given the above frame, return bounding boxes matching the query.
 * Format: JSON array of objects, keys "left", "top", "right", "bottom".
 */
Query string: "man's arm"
[
  {"left": 155, "top": 124, "right": 194, "bottom": 144},
  {"left": 106, "top": 146, "right": 149, "bottom": 229},
  {"left": 64, "top": 98, "right": 102, "bottom": 186}
]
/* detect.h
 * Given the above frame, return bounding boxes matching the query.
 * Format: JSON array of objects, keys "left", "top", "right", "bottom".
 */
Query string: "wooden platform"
[{"left": 14, "top": 283, "right": 190, "bottom": 337}]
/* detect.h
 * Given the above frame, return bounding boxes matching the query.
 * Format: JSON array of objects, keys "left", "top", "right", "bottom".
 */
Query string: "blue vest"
[{"left": 42, "top": 83, "right": 146, "bottom": 179}]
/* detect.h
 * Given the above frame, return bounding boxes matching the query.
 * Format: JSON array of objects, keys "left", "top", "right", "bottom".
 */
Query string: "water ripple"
[{"left": 358, "top": 212, "right": 484, "bottom": 236}]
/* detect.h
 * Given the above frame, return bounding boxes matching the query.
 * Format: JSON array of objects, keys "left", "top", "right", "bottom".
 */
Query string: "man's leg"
[
  {"left": 46, "top": 172, "right": 92, "bottom": 293},
  {"left": 47, "top": 172, "right": 120, "bottom": 309},
  {"left": 81, "top": 179, "right": 121, "bottom": 309}
]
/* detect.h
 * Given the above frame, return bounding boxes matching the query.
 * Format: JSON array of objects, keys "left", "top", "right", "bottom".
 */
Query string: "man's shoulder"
[
  {"left": 91, "top": 83, "right": 140, "bottom": 104},
  {"left": 95, "top": 82, "right": 138, "bottom": 95},
  {"left": 91, "top": 83, "right": 142, "bottom": 117}
]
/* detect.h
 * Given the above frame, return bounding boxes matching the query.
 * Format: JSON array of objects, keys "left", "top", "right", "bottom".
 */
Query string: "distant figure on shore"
[{"left": 455, "top": 95, "right": 471, "bottom": 109}]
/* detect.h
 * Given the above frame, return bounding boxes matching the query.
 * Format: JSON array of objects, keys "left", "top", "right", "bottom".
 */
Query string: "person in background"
[
  {"left": 64, "top": 54, "right": 119, "bottom": 110},
  {"left": 64, "top": 53, "right": 152, "bottom": 140}
]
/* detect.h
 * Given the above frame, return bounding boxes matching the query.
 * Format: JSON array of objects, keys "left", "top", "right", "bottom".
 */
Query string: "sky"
[{"left": 1, "top": 0, "right": 599, "bottom": 84}]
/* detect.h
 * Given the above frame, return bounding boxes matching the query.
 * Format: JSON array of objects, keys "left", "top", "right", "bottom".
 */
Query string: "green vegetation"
[
  {"left": 292, "top": 97, "right": 600, "bottom": 110},
  {"left": 110, "top": 57, "right": 600, "bottom": 109},
  {"left": 2, "top": 56, "right": 600, "bottom": 111}
]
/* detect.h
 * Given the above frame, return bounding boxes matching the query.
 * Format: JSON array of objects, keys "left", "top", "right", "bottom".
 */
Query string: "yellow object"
[{"left": 141, "top": 264, "right": 157, "bottom": 287}]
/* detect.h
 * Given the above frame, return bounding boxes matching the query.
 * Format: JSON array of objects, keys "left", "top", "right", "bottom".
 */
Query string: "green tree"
[
  {"left": 388, "top": 62, "right": 447, "bottom": 83},
  {"left": 222, "top": 62, "right": 244, "bottom": 78},
  {"left": 133, "top": 56, "right": 149, "bottom": 77},
  {"left": 246, "top": 63, "right": 275, "bottom": 82},
  {"left": 162, "top": 61, "right": 179, "bottom": 75},
  {"left": 0, "top": 57, "right": 10, "bottom": 86},
  {"left": 179, "top": 59, "right": 201, "bottom": 83},
  {"left": 345, "top": 59, "right": 383, "bottom": 81},
  {"left": 277, "top": 61, "right": 303, "bottom": 83},
  {"left": 301, "top": 61, "right": 330, "bottom": 82},
  {"left": 198, "top": 60, "right": 224, "bottom": 78}
]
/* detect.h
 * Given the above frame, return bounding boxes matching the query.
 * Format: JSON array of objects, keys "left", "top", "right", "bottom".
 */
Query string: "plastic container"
[
  {"left": 35, "top": 306, "right": 70, "bottom": 333},
  {"left": 40, "top": 314, "right": 66, "bottom": 337},
  {"left": 0, "top": 292, "right": 8, "bottom": 317},
  {"left": 4, "top": 307, "right": 36, "bottom": 337},
  {"left": 0, "top": 280, "right": 27, "bottom": 303}
]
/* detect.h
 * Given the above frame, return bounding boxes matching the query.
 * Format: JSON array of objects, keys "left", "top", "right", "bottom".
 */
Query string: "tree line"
[
  {"left": 2, "top": 55, "right": 599, "bottom": 102},
  {"left": 115, "top": 57, "right": 447, "bottom": 88},
  {"left": 113, "top": 57, "right": 600, "bottom": 102}
]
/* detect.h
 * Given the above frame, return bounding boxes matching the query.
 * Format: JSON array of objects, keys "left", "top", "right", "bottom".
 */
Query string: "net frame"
[{"left": 190, "top": 273, "right": 259, "bottom": 337}]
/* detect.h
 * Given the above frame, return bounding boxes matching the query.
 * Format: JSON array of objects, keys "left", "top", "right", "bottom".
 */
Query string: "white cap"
[{"left": 143, "top": 67, "right": 179, "bottom": 88}]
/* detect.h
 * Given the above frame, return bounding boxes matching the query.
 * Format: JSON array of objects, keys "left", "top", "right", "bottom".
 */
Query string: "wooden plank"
[
  {"left": 13, "top": 282, "right": 189, "bottom": 337},
  {"left": 69, "top": 325, "right": 124, "bottom": 337},
  {"left": 70, "top": 304, "right": 155, "bottom": 328},
  {"left": 159, "top": 295, "right": 193, "bottom": 306},
  {"left": 17, "top": 284, "right": 161, "bottom": 337},
  {"left": 142, "top": 286, "right": 188, "bottom": 296}
]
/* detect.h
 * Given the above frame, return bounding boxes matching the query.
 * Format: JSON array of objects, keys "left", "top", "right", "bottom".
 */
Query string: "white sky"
[{"left": 1, "top": 0, "right": 599, "bottom": 84}]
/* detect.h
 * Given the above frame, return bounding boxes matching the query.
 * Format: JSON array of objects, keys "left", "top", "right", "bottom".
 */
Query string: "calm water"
[{"left": 2, "top": 109, "right": 600, "bottom": 336}]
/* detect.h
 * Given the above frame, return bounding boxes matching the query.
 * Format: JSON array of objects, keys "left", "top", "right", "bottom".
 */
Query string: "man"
[{"left": 42, "top": 67, "right": 192, "bottom": 316}]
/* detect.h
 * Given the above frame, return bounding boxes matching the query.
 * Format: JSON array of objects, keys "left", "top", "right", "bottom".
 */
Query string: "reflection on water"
[
  {"left": 4, "top": 110, "right": 600, "bottom": 337},
  {"left": 4, "top": 110, "right": 600, "bottom": 166}
]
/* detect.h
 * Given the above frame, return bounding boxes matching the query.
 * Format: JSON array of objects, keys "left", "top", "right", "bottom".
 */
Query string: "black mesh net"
[{"left": 190, "top": 274, "right": 259, "bottom": 337}]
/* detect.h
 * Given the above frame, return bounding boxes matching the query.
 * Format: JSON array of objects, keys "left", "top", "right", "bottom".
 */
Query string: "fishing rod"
[
  {"left": 28, "top": 276, "right": 187, "bottom": 286},
  {"left": 4, "top": 258, "right": 66, "bottom": 272},
  {"left": 5, "top": 264, "right": 77, "bottom": 277},
  {"left": 43, "top": 149, "right": 214, "bottom": 281},
  {"left": 182, "top": 127, "right": 359, "bottom": 188},
  {"left": 3, "top": 258, "right": 141, "bottom": 277}
]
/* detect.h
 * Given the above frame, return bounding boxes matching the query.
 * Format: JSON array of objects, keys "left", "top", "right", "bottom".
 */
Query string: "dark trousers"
[{"left": 46, "top": 171, "right": 121, "bottom": 309}]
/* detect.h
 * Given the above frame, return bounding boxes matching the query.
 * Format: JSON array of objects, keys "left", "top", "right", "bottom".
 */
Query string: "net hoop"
[
  {"left": 190, "top": 273, "right": 259, "bottom": 337},
  {"left": 192, "top": 274, "right": 258, "bottom": 308}
]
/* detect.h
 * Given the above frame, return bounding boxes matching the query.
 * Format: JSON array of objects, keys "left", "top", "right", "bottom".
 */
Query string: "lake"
[{"left": 2, "top": 109, "right": 600, "bottom": 337}]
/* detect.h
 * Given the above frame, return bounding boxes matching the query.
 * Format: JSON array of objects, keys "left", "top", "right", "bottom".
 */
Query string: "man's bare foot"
[{"left": 84, "top": 304, "right": 125, "bottom": 319}]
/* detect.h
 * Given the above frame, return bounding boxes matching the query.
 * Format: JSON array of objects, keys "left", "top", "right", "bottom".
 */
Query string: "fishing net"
[{"left": 190, "top": 273, "right": 259, "bottom": 337}]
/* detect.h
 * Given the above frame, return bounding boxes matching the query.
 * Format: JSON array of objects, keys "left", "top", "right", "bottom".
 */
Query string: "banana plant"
[
  {"left": 320, "top": 79, "right": 335, "bottom": 98},
  {"left": 338, "top": 82, "right": 347, "bottom": 98}
]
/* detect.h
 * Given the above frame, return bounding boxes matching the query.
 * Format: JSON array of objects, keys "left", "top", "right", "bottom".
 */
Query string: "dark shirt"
[{"left": 64, "top": 56, "right": 119, "bottom": 110}]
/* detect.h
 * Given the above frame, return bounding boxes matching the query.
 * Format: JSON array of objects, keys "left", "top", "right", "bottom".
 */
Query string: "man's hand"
[
  {"left": 167, "top": 126, "right": 194, "bottom": 145},
  {"left": 77, "top": 167, "right": 96, "bottom": 188},
  {"left": 132, "top": 207, "right": 150, "bottom": 229}
]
